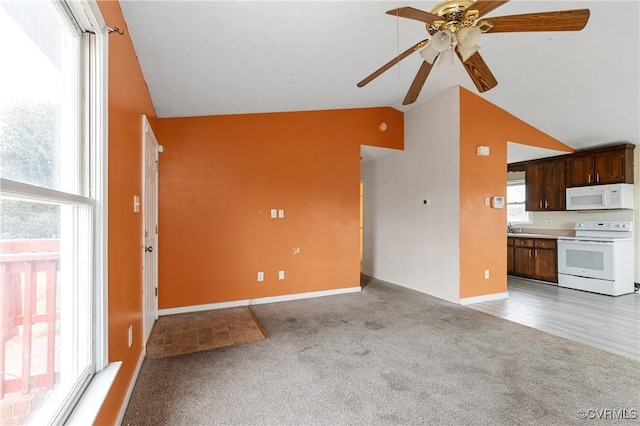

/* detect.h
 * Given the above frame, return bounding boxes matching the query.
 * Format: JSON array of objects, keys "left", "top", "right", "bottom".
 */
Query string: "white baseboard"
[
  {"left": 115, "top": 350, "right": 145, "bottom": 426},
  {"left": 459, "top": 291, "right": 509, "bottom": 305},
  {"left": 158, "top": 286, "right": 362, "bottom": 316}
]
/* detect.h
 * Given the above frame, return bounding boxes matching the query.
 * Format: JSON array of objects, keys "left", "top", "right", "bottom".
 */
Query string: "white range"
[{"left": 557, "top": 221, "right": 635, "bottom": 296}]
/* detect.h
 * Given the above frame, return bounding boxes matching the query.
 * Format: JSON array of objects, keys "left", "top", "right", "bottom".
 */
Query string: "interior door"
[{"left": 142, "top": 116, "right": 159, "bottom": 345}]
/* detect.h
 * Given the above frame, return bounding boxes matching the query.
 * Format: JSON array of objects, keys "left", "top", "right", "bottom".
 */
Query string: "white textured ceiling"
[
  {"left": 119, "top": 1, "right": 639, "bottom": 153},
  {"left": 506, "top": 142, "right": 571, "bottom": 164}
]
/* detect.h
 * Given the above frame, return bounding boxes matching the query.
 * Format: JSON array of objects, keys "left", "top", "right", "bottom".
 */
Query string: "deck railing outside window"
[{"left": 0, "top": 239, "right": 59, "bottom": 422}]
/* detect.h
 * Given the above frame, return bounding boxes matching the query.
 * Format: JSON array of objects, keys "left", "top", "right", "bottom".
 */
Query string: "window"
[
  {"left": 0, "top": 1, "right": 106, "bottom": 424},
  {"left": 507, "top": 179, "right": 530, "bottom": 224}
]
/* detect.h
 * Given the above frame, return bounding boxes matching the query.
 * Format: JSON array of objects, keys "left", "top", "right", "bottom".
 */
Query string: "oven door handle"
[{"left": 558, "top": 239, "right": 614, "bottom": 245}]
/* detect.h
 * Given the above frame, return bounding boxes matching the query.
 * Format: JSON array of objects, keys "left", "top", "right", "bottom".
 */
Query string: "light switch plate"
[
  {"left": 270, "top": 209, "right": 277, "bottom": 218},
  {"left": 278, "top": 209, "right": 284, "bottom": 218}
]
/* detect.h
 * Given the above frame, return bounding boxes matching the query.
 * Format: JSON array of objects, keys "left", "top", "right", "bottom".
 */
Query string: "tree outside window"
[{"left": 507, "top": 180, "right": 530, "bottom": 224}]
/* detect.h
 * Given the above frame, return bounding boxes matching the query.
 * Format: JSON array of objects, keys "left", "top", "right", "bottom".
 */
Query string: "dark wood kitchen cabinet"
[
  {"left": 533, "top": 239, "right": 557, "bottom": 283},
  {"left": 514, "top": 245, "right": 535, "bottom": 276},
  {"left": 525, "top": 159, "right": 565, "bottom": 211},
  {"left": 510, "top": 237, "right": 557, "bottom": 283},
  {"left": 565, "top": 144, "right": 634, "bottom": 187},
  {"left": 513, "top": 238, "right": 535, "bottom": 276},
  {"left": 507, "top": 237, "right": 515, "bottom": 274}
]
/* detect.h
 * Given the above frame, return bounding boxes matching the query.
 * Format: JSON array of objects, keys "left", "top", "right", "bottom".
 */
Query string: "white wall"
[{"left": 361, "top": 88, "right": 460, "bottom": 303}]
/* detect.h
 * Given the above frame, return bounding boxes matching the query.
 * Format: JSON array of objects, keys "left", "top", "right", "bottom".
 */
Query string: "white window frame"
[
  {"left": 0, "top": 0, "right": 116, "bottom": 424},
  {"left": 507, "top": 179, "right": 531, "bottom": 225},
  {"left": 64, "top": 1, "right": 118, "bottom": 424}
]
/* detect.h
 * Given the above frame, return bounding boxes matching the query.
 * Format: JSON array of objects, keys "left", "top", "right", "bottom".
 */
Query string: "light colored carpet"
[{"left": 123, "top": 277, "right": 640, "bottom": 425}]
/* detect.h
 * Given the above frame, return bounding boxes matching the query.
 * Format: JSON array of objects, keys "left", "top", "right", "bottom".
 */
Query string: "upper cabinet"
[
  {"left": 565, "top": 145, "right": 634, "bottom": 187},
  {"left": 525, "top": 159, "right": 565, "bottom": 211},
  {"left": 509, "top": 143, "right": 635, "bottom": 212}
]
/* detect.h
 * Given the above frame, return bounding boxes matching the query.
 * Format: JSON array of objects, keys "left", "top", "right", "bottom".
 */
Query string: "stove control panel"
[{"left": 574, "top": 221, "right": 632, "bottom": 230}]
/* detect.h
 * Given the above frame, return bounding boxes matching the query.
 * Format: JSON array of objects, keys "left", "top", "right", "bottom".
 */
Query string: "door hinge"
[
  {"left": 155, "top": 224, "right": 158, "bottom": 234},
  {"left": 155, "top": 287, "right": 158, "bottom": 297}
]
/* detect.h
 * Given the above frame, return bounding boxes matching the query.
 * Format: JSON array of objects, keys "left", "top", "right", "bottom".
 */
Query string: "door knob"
[{"left": 145, "top": 246, "right": 153, "bottom": 253}]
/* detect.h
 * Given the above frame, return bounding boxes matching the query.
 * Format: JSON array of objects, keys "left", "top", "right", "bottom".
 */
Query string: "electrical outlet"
[
  {"left": 278, "top": 270, "right": 285, "bottom": 280},
  {"left": 278, "top": 209, "right": 284, "bottom": 218},
  {"left": 270, "top": 209, "right": 277, "bottom": 218},
  {"left": 544, "top": 219, "right": 553, "bottom": 225},
  {"left": 484, "top": 269, "right": 490, "bottom": 279},
  {"left": 128, "top": 325, "right": 133, "bottom": 348},
  {"left": 257, "top": 271, "right": 264, "bottom": 282}
]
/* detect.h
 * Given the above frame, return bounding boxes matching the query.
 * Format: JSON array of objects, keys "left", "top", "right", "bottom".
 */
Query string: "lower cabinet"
[
  {"left": 507, "top": 238, "right": 515, "bottom": 274},
  {"left": 508, "top": 237, "right": 557, "bottom": 283}
]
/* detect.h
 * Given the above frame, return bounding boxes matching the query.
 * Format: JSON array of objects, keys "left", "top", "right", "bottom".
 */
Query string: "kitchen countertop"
[{"left": 507, "top": 233, "right": 561, "bottom": 239}]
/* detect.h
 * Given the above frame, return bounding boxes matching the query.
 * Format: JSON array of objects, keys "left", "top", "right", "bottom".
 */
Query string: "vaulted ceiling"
[{"left": 119, "top": 1, "right": 639, "bottom": 152}]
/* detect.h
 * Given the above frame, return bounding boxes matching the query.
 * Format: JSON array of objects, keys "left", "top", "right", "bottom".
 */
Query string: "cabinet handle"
[
  {"left": 535, "top": 250, "right": 538, "bottom": 258},
  {"left": 529, "top": 249, "right": 532, "bottom": 258},
  {"left": 596, "top": 173, "right": 600, "bottom": 183},
  {"left": 544, "top": 200, "right": 549, "bottom": 209},
  {"left": 588, "top": 174, "right": 591, "bottom": 183},
  {"left": 539, "top": 200, "right": 542, "bottom": 209}
]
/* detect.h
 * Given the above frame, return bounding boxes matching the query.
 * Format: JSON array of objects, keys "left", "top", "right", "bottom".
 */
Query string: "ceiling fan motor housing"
[
  {"left": 427, "top": 0, "right": 478, "bottom": 35},
  {"left": 358, "top": 1, "right": 591, "bottom": 105}
]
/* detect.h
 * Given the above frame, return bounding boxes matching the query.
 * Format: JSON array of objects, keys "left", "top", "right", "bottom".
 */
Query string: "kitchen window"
[
  {"left": 507, "top": 179, "right": 530, "bottom": 224},
  {"left": 0, "top": 1, "right": 108, "bottom": 424}
]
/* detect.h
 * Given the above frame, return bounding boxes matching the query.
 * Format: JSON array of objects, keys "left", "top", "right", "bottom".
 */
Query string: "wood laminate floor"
[{"left": 468, "top": 276, "right": 640, "bottom": 361}]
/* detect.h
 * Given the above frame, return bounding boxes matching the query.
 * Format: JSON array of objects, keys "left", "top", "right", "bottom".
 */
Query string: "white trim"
[
  {"left": 141, "top": 115, "right": 159, "bottom": 345},
  {"left": 0, "top": 178, "right": 92, "bottom": 205},
  {"left": 158, "top": 286, "right": 362, "bottom": 316},
  {"left": 114, "top": 352, "right": 145, "bottom": 426},
  {"left": 89, "top": 4, "right": 109, "bottom": 372},
  {"left": 459, "top": 292, "right": 509, "bottom": 305},
  {"left": 66, "top": 362, "right": 121, "bottom": 426}
]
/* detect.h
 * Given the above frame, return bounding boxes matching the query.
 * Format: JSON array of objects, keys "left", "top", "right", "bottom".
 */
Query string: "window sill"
[{"left": 66, "top": 361, "right": 122, "bottom": 425}]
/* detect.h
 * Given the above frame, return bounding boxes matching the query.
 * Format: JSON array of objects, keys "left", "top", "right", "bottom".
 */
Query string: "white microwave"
[{"left": 566, "top": 183, "right": 634, "bottom": 210}]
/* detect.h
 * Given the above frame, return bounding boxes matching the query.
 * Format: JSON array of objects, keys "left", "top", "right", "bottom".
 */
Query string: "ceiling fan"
[{"left": 357, "top": 0, "right": 590, "bottom": 105}]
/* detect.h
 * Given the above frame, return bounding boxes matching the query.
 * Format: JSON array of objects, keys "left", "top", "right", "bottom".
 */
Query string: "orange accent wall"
[
  {"left": 95, "top": 1, "right": 157, "bottom": 424},
  {"left": 458, "top": 87, "right": 573, "bottom": 299},
  {"left": 156, "top": 109, "right": 402, "bottom": 309}
]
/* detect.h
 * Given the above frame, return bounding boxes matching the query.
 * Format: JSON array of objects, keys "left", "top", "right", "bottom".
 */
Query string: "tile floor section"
[{"left": 146, "top": 306, "right": 267, "bottom": 359}]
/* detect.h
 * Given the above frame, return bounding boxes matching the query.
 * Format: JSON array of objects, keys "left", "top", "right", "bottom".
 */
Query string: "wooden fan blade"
[
  {"left": 456, "top": 49, "right": 497, "bottom": 93},
  {"left": 484, "top": 9, "right": 590, "bottom": 33},
  {"left": 402, "top": 60, "right": 435, "bottom": 105},
  {"left": 357, "top": 39, "right": 428, "bottom": 88},
  {"left": 386, "top": 7, "right": 441, "bottom": 24},
  {"left": 468, "top": 0, "right": 510, "bottom": 18}
]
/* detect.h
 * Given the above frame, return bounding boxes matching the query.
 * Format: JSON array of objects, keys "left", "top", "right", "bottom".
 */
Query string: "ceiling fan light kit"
[
  {"left": 439, "top": 48, "right": 456, "bottom": 67},
  {"left": 419, "top": 44, "right": 439, "bottom": 64},
  {"left": 457, "top": 44, "right": 479, "bottom": 63},
  {"left": 430, "top": 29, "right": 454, "bottom": 52},
  {"left": 357, "top": 0, "right": 590, "bottom": 105}
]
